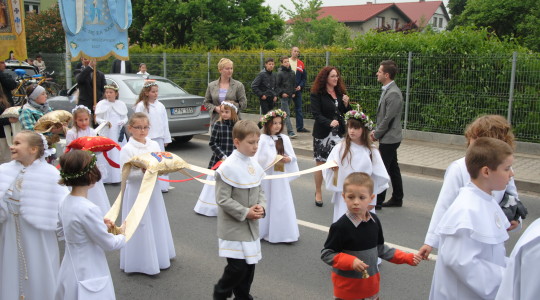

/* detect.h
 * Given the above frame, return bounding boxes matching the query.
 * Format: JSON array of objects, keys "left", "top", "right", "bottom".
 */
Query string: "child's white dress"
[
  {"left": 55, "top": 194, "right": 125, "bottom": 300},
  {"left": 323, "top": 142, "right": 389, "bottom": 222},
  {"left": 66, "top": 127, "right": 111, "bottom": 216},
  {"left": 255, "top": 134, "right": 300, "bottom": 243},
  {"left": 134, "top": 101, "right": 172, "bottom": 192},
  {"left": 95, "top": 99, "right": 128, "bottom": 183},
  {"left": 0, "top": 159, "right": 68, "bottom": 300},
  {"left": 119, "top": 137, "right": 176, "bottom": 275}
]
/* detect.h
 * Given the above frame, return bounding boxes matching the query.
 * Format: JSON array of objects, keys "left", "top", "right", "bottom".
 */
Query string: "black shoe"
[
  {"left": 315, "top": 200, "right": 323, "bottom": 207},
  {"left": 297, "top": 128, "right": 310, "bottom": 133},
  {"left": 381, "top": 200, "right": 402, "bottom": 207},
  {"left": 375, "top": 205, "right": 382, "bottom": 210}
]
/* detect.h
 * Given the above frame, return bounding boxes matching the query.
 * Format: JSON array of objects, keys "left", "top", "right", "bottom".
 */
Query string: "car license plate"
[{"left": 171, "top": 107, "right": 194, "bottom": 115}]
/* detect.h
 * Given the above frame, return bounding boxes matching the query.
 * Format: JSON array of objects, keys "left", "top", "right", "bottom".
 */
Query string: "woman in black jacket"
[{"left": 310, "top": 66, "right": 351, "bottom": 207}]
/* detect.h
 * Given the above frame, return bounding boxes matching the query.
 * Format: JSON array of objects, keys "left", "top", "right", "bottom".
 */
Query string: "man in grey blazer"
[{"left": 371, "top": 60, "right": 404, "bottom": 209}]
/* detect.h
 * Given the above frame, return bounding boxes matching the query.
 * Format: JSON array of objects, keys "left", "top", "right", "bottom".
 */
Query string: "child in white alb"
[
  {"left": 0, "top": 131, "right": 68, "bottom": 300},
  {"left": 95, "top": 84, "right": 128, "bottom": 184},
  {"left": 134, "top": 81, "right": 172, "bottom": 192},
  {"left": 323, "top": 110, "right": 389, "bottom": 223},
  {"left": 55, "top": 150, "right": 126, "bottom": 300},
  {"left": 194, "top": 101, "right": 238, "bottom": 216},
  {"left": 119, "top": 113, "right": 175, "bottom": 275},
  {"left": 429, "top": 137, "right": 514, "bottom": 299},
  {"left": 66, "top": 105, "right": 110, "bottom": 216},
  {"left": 255, "top": 109, "right": 300, "bottom": 243}
]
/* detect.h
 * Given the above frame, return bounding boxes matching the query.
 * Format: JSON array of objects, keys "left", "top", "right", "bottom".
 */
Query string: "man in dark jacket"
[
  {"left": 251, "top": 58, "right": 277, "bottom": 115},
  {"left": 0, "top": 60, "right": 18, "bottom": 106},
  {"left": 111, "top": 59, "right": 133, "bottom": 74},
  {"left": 76, "top": 59, "right": 105, "bottom": 114},
  {"left": 276, "top": 56, "right": 297, "bottom": 138}
]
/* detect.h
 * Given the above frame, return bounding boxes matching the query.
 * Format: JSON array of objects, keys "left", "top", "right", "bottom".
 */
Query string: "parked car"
[
  {"left": 3, "top": 60, "right": 39, "bottom": 79},
  {"left": 48, "top": 74, "right": 210, "bottom": 143}
]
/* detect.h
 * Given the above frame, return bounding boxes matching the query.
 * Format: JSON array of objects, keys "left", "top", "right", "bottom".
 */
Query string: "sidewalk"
[{"left": 194, "top": 114, "right": 540, "bottom": 194}]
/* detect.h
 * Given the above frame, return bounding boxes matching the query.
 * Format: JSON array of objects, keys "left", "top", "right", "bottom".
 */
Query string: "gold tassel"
[{"left": 333, "top": 169, "right": 338, "bottom": 186}]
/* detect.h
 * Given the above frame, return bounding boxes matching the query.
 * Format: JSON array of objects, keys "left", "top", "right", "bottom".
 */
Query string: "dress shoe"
[
  {"left": 381, "top": 199, "right": 402, "bottom": 207},
  {"left": 315, "top": 200, "right": 323, "bottom": 207},
  {"left": 297, "top": 128, "right": 310, "bottom": 133}
]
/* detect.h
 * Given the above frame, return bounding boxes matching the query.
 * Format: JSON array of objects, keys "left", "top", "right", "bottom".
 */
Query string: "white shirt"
[{"left": 134, "top": 101, "right": 172, "bottom": 143}]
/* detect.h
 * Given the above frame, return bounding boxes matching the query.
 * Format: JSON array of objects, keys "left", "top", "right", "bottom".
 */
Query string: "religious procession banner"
[
  {"left": 58, "top": 0, "right": 132, "bottom": 61},
  {"left": 0, "top": 0, "right": 27, "bottom": 60}
]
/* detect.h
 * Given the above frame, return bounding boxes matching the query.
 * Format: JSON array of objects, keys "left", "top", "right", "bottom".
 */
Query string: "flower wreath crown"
[
  {"left": 260, "top": 109, "right": 287, "bottom": 126},
  {"left": 104, "top": 84, "right": 119, "bottom": 91},
  {"left": 143, "top": 80, "right": 158, "bottom": 88},
  {"left": 344, "top": 109, "right": 375, "bottom": 131},
  {"left": 72, "top": 104, "right": 92, "bottom": 115},
  {"left": 60, "top": 151, "right": 97, "bottom": 180}
]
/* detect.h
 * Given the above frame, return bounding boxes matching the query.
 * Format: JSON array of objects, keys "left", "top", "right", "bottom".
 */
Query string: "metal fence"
[{"left": 33, "top": 51, "right": 540, "bottom": 142}]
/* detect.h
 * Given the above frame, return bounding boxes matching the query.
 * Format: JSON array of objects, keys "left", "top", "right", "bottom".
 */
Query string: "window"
[
  {"left": 376, "top": 17, "right": 385, "bottom": 27},
  {"left": 432, "top": 17, "right": 438, "bottom": 27},
  {"left": 391, "top": 18, "right": 398, "bottom": 29},
  {"left": 439, "top": 18, "right": 443, "bottom": 28},
  {"left": 24, "top": 4, "right": 40, "bottom": 14}
]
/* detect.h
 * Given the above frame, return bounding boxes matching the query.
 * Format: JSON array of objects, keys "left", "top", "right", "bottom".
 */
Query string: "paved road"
[{"left": 94, "top": 139, "right": 540, "bottom": 300}]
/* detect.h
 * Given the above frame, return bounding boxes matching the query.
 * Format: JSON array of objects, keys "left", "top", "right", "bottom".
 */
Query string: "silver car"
[{"left": 48, "top": 74, "right": 210, "bottom": 143}]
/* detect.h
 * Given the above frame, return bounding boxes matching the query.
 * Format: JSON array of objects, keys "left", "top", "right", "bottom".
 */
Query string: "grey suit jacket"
[
  {"left": 204, "top": 77, "right": 247, "bottom": 123},
  {"left": 215, "top": 173, "right": 266, "bottom": 241},
  {"left": 374, "top": 81, "right": 403, "bottom": 144}
]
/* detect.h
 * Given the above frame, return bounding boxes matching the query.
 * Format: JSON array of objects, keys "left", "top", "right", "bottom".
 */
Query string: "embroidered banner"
[
  {"left": 0, "top": 0, "right": 27, "bottom": 60},
  {"left": 58, "top": 0, "right": 132, "bottom": 61}
]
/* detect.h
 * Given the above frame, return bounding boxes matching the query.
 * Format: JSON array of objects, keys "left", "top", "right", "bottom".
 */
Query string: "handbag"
[{"left": 60, "top": 207, "right": 113, "bottom": 299}]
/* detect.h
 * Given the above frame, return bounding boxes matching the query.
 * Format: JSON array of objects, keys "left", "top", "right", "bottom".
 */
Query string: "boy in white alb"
[
  {"left": 213, "top": 120, "right": 266, "bottom": 300},
  {"left": 429, "top": 137, "right": 514, "bottom": 300}
]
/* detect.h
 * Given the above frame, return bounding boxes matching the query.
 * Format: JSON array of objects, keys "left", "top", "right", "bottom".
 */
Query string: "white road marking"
[{"left": 297, "top": 219, "right": 438, "bottom": 261}]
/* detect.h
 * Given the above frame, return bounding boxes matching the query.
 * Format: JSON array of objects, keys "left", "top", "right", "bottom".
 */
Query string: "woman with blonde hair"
[{"left": 203, "top": 58, "right": 247, "bottom": 124}]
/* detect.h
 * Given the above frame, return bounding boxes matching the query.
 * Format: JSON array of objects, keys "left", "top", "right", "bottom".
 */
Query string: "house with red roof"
[{"left": 316, "top": 1, "right": 449, "bottom": 36}]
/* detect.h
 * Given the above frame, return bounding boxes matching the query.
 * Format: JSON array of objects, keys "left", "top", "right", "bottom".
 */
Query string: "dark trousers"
[
  {"left": 259, "top": 98, "right": 275, "bottom": 115},
  {"left": 293, "top": 91, "right": 304, "bottom": 130},
  {"left": 377, "top": 142, "right": 404, "bottom": 205},
  {"left": 214, "top": 258, "right": 255, "bottom": 300}
]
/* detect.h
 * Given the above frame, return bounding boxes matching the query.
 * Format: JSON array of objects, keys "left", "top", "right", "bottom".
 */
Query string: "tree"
[
  {"left": 280, "top": 0, "right": 351, "bottom": 48},
  {"left": 446, "top": 0, "right": 467, "bottom": 29},
  {"left": 451, "top": 0, "right": 540, "bottom": 51},
  {"left": 25, "top": 4, "right": 65, "bottom": 53},
  {"left": 129, "top": 0, "right": 284, "bottom": 49}
]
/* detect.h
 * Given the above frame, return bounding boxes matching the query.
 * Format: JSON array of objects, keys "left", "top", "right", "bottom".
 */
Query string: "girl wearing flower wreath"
[
  {"left": 119, "top": 113, "right": 175, "bottom": 275},
  {"left": 134, "top": 81, "right": 172, "bottom": 193},
  {"left": 66, "top": 105, "right": 111, "bottom": 216},
  {"left": 323, "top": 109, "right": 390, "bottom": 222},
  {"left": 95, "top": 84, "right": 128, "bottom": 184},
  {"left": 194, "top": 100, "right": 239, "bottom": 217},
  {"left": 0, "top": 131, "right": 68, "bottom": 300},
  {"left": 255, "top": 109, "right": 300, "bottom": 243},
  {"left": 55, "top": 149, "right": 126, "bottom": 300}
]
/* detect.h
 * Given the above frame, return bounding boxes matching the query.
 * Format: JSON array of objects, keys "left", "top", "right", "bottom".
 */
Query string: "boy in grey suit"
[
  {"left": 372, "top": 60, "right": 404, "bottom": 209},
  {"left": 213, "top": 120, "right": 267, "bottom": 300}
]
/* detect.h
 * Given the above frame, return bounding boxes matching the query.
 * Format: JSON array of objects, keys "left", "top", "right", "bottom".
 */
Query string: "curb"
[{"left": 192, "top": 134, "right": 539, "bottom": 194}]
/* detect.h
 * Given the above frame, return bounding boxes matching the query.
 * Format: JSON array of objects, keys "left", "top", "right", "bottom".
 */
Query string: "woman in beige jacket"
[{"left": 204, "top": 58, "right": 247, "bottom": 124}]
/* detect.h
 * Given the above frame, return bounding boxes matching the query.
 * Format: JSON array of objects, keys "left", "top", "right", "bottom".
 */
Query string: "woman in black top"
[{"left": 310, "top": 66, "right": 351, "bottom": 207}]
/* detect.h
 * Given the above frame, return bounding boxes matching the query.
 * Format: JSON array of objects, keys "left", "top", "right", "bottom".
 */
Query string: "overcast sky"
[{"left": 265, "top": 0, "right": 450, "bottom": 16}]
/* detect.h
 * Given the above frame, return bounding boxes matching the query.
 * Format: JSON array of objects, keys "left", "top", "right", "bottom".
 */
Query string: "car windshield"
[{"left": 123, "top": 78, "right": 189, "bottom": 97}]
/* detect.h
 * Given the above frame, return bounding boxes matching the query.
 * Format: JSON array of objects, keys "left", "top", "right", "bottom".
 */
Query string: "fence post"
[
  {"left": 207, "top": 52, "right": 211, "bottom": 85},
  {"left": 162, "top": 52, "right": 167, "bottom": 78},
  {"left": 260, "top": 52, "right": 264, "bottom": 70},
  {"left": 325, "top": 51, "right": 330, "bottom": 66},
  {"left": 64, "top": 38, "right": 72, "bottom": 88},
  {"left": 404, "top": 51, "right": 412, "bottom": 130},
  {"left": 507, "top": 52, "right": 517, "bottom": 124}
]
